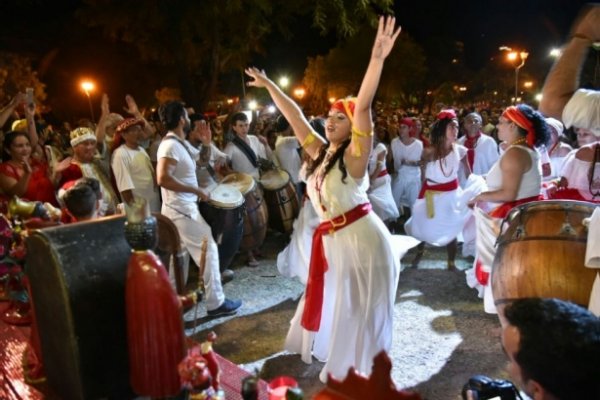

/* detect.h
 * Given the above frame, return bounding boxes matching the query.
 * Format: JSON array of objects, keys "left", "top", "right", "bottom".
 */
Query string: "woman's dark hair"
[
  {"left": 305, "top": 138, "right": 351, "bottom": 184},
  {"left": 514, "top": 104, "right": 551, "bottom": 148},
  {"left": 159, "top": 101, "right": 186, "bottom": 130},
  {"left": 2, "top": 130, "right": 30, "bottom": 161},
  {"left": 429, "top": 117, "right": 455, "bottom": 159}
]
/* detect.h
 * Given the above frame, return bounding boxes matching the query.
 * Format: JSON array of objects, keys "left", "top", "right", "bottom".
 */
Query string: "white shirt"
[
  {"left": 274, "top": 136, "right": 301, "bottom": 184},
  {"left": 111, "top": 145, "right": 160, "bottom": 212},
  {"left": 224, "top": 135, "right": 269, "bottom": 180},
  {"left": 157, "top": 133, "right": 200, "bottom": 213}
]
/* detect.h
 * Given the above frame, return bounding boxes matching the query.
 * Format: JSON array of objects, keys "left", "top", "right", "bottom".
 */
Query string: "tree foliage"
[
  {"left": 0, "top": 53, "right": 46, "bottom": 106},
  {"left": 302, "top": 27, "right": 427, "bottom": 114},
  {"left": 76, "top": 0, "right": 393, "bottom": 110}
]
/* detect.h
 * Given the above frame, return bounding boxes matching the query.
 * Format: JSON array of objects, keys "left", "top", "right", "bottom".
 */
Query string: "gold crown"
[{"left": 70, "top": 127, "right": 96, "bottom": 147}]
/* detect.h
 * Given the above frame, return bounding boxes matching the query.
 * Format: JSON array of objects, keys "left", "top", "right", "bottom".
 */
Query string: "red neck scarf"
[{"left": 463, "top": 131, "right": 481, "bottom": 170}]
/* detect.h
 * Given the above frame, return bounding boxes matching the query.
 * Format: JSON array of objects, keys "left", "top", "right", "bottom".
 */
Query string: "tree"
[
  {"left": 76, "top": 0, "right": 393, "bottom": 111},
  {"left": 0, "top": 53, "right": 47, "bottom": 107},
  {"left": 302, "top": 27, "right": 427, "bottom": 114}
]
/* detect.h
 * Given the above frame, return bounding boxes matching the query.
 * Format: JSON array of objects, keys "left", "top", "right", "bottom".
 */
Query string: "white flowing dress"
[
  {"left": 284, "top": 158, "right": 418, "bottom": 383},
  {"left": 367, "top": 143, "right": 400, "bottom": 222},
  {"left": 405, "top": 145, "right": 483, "bottom": 246}
]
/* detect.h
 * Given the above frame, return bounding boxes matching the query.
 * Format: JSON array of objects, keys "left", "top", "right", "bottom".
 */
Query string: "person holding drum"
[
  {"left": 466, "top": 104, "right": 550, "bottom": 313},
  {"left": 156, "top": 101, "right": 242, "bottom": 317},
  {"left": 245, "top": 16, "right": 419, "bottom": 383}
]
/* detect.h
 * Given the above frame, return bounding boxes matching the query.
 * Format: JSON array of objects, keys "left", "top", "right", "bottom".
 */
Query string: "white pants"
[{"left": 163, "top": 206, "right": 225, "bottom": 311}]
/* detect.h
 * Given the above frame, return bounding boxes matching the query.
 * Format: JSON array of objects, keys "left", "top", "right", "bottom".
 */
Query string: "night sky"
[{"left": 0, "top": 0, "right": 593, "bottom": 120}]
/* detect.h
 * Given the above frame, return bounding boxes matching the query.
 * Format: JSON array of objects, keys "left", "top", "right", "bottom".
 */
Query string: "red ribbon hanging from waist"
[
  {"left": 302, "top": 202, "right": 372, "bottom": 331},
  {"left": 377, "top": 169, "right": 388, "bottom": 178}
]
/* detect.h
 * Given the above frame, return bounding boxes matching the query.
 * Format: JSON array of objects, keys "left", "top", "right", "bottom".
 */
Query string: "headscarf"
[
  {"left": 562, "top": 89, "right": 600, "bottom": 137},
  {"left": 502, "top": 106, "right": 535, "bottom": 147}
]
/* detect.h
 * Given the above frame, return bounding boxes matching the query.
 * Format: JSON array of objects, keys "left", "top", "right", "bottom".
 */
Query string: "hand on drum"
[{"left": 197, "top": 188, "right": 211, "bottom": 202}]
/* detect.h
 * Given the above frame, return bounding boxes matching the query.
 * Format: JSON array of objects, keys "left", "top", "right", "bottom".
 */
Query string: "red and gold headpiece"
[
  {"left": 502, "top": 106, "right": 535, "bottom": 147},
  {"left": 330, "top": 98, "right": 356, "bottom": 125}
]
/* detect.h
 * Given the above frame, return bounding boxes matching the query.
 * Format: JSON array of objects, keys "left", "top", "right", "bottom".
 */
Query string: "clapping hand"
[
  {"left": 371, "top": 16, "right": 401, "bottom": 60},
  {"left": 124, "top": 94, "right": 142, "bottom": 117}
]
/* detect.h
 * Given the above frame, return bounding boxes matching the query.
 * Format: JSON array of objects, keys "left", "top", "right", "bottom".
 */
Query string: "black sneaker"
[
  {"left": 221, "top": 269, "right": 234, "bottom": 284},
  {"left": 207, "top": 298, "right": 242, "bottom": 317}
]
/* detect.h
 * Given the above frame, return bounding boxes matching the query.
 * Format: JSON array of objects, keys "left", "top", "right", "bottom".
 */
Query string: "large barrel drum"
[
  {"left": 492, "top": 200, "right": 598, "bottom": 308},
  {"left": 221, "top": 172, "right": 268, "bottom": 252},
  {"left": 260, "top": 169, "right": 300, "bottom": 235},
  {"left": 199, "top": 183, "right": 245, "bottom": 271}
]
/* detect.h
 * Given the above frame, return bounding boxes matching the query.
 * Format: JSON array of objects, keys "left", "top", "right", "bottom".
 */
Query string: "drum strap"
[{"left": 232, "top": 135, "right": 259, "bottom": 168}]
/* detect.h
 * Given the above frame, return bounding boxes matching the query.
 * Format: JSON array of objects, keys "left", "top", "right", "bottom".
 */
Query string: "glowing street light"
[
  {"left": 499, "top": 46, "right": 529, "bottom": 104},
  {"left": 279, "top": 76, "right": 289, "bottom": 89},
  {"left": 80, "top": 80, "right": 96, "bottom": 121},
  {"left": 523, "top": 81, "right": 533, "bottom": 89},
  {"left": 293, "top": 87, "right": 306, "bottom": 100},
  {"left": 248, "top": 100, "right": 258, "bottom": 110},
  {"left": 549, "top": 48, "right": 562, "bottom": 58}
]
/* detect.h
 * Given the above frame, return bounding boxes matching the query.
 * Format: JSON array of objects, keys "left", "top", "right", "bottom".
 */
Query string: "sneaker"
[
  {"left": 207, "top": 298, "right": 242, "bottom": 317},
  {"left": 221, "top": 269, "right": 234, "bottom": 284}
]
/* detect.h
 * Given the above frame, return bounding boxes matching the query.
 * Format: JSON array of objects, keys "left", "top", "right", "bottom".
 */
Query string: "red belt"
[
  {"left": 377, "top": 169, "right": 388, "bottom": 178},
  {"left": 302, "top": 202, "right": 371, "bottom": 331},
  {"left": 417, "top": 179, "right": 459, "bottom": 199}
]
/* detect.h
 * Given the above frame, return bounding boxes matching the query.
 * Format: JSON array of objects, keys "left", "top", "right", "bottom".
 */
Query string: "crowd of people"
[{"left": 1, "top": 6, "right": 599, "bottom": 399}]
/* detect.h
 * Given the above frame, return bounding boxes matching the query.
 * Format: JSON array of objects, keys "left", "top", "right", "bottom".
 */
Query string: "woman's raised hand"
[
  {"left": 245, "top": 67, "right": 270, "bottom": 89},
  {"left": 372, "top": 16, "right": 401, "bottom": 60}
]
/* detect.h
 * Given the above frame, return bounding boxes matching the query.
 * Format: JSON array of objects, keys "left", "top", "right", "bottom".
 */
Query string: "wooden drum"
[
  {"left": 492, "top": 200, "right": 598, "bottom": 308},
  {"left": 221, "top": 173, "right": 268, "bottom": 252},
  {"left": 260, "top": 169, "right": 299, "bottom": 235},
  {"left": 199, "top": 184, "right": 245, "bottom": 271}
]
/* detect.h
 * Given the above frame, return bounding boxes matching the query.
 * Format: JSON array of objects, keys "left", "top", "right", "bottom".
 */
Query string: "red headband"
[
  {"left": 330, "top": 98, "right": 356, "bottom": 123},
  {"left": 502, "top": 106, "right": 535, "bottom": 147},
  {"left": 437, "top": 109, "right": 457, "bottom": 120}
]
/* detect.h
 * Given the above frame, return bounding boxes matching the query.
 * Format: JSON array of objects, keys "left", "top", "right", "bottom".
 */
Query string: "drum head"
[
  {"left": 221, "top": 173, "right": 255, "bottom": 195},
  {"left": 260, "top": 169, "right": 290, "bottom": 191},
  {"left": 209, "top": 184, "right": 244, "bottom": 208}
]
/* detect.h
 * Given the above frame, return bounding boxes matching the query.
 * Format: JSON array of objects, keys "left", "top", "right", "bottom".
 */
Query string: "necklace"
[{"left": 509, "top": 137, "right": 528, "bottom": 147}]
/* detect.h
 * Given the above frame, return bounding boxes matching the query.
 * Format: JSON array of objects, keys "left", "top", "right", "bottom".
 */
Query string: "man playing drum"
[
  {"left": 224, "top": 112, "right": 274, "bottom": 266},
  {"left": 156, "top": 101, "right": 241, "bottom": 317}
]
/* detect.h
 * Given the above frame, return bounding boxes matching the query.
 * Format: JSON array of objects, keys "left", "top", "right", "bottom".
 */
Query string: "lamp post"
[
  {"left": 80, "top": 80, "right": 95, "bottom": 121},
  {"left": 499, "top": 47, "right": 528, "bottom": 104}
]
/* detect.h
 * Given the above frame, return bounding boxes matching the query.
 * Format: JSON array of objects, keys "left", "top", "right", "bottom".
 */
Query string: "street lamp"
[
  {"left": 279, "top": 76, "right": 289, "bottom": 89},
  {"left": 499, "top": 47, "right": 528, "bottom": 104},
  {"left": 80, "top": 80, "right": 96, "bottom": 121}
]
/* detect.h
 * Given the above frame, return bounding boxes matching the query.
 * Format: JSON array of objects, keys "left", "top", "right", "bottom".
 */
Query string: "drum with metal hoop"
[
  {"left": 199, "top": 183, "right": 245, "bottom": 271},
  {"left": 492, "top": 200, "right": 598, "bottom": 309},
  {"left": 260, "top": 169, "right": 299, "bottom": 235},
  {"left": 221, "top": 173, "right": 268, "bottom": 252}
]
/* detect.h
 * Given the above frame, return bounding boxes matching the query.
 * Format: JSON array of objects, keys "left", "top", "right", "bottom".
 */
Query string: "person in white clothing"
[
  {"left": 111, "top": 118, "right": 161, "bottom": 213},
  {"left": 390, "top": 117, "right": 423, "bottom": 218},
  {"left": 274, "top": 115, "right": 303, "bottom": 199},
  {"left": 367, "top": 140, "right": 399, "bottom": 226},
  {"left": 156, "top": 101, "right": 241, "bottom": 317},
  {"left": 224, "top": 112, "right": 273, "bottom": 180},
  {"left": 467, "top": 104, "right": 549, "bottom": 313},
  {"left": 245, "top": 16, "right": 418, "bottom": 383}
]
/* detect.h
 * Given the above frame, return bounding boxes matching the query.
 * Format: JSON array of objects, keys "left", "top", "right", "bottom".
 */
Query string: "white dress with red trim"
[
  {"left": 367, "top": 143, "right": 400, "bottom": 222},
  {"left": 405, "top": 145, "right": 482, "bottom": 246},
  {"left": 390, "top": 138, "right": 423, "bottom": 210},
  {"left": 553, "top": 149, "right": 600, "bottom": 202},
  {"left": 283, "top": 158, "right": 418, "bottom": 383},
  {"left": 465, "top": 145, "right": 542, "bottom": 313}
]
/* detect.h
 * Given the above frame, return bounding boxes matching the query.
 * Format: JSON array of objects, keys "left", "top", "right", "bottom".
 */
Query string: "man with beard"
[{"left": 156, "top": 101, "right": 241, "bottom": 316}]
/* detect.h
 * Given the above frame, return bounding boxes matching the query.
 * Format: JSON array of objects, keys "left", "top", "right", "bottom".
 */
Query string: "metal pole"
[
  {"left": 514, "top": 67, "right": 519, "bottom": 104},
  {"left": 85, "top": 92, "right": 95, "bottom": 122}
]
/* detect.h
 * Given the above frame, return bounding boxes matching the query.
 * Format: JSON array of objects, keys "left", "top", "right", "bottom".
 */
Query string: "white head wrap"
[{"left": 562, "top": 89, "right": 600, "bottom": 136}]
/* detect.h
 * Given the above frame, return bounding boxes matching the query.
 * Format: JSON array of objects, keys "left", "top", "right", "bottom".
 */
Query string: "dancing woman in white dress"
[{"left": 245, "top": 16, "right": 418, "bottom": 382}]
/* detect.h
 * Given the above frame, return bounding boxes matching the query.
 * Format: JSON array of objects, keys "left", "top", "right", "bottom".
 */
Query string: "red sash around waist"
[
  {"left": 417, "top": 179, "right": 459, "bottom": 199},
  {"left": 302, "top": 202, "right": 371, "bottom": 331},
  {"left": 488, "top": 194, "right": 543, "bottom": 219},
  {"left": 377, "top": 169, "right": 388, "bottom": 178}
]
